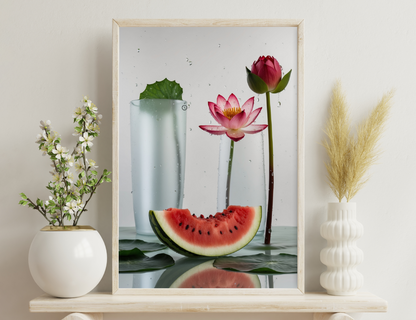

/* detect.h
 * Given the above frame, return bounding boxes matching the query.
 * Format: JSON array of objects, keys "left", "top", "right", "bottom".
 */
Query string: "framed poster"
[{"left": 112, "top": 19, "right": 304, "bottom": 296}]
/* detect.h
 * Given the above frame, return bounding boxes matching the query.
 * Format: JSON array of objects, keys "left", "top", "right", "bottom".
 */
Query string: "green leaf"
[
  {"left": 119, "top": 239, "right": 167, "bottom": 256},
  {"left": 246, "top": 67, "right": 268, "bottom": 94},
  {"left": 271, "top": 70, "right": 292, "bottom": 94},
  {"left": 91, "top": 170, "right": 97, "bottom": 176},
  {"left": 213, "top": 253, "right": 297, "bottom": 275},
  {"left": 66, "top": 213, "right": 71, "bottom": 221},
  {"left": 139, "top": 78, "right": 183, "bottom": 100},
  {"left": 86, "top": 146, "right": 91, "bottom": 152},
  {"left": 104, "top": 177, "right": 111, "bottom": 182},
  {"left": 19, "top": 200, "right": 28, "bottom": 206},
  {"left": 75, "top": 126, "right": 82, "bottom": 133},
  {"left": 20, "top": 193, "right": 27, "bottom": 199},
  {"left": 119, "top": 250, "right": 175, "bottom": 273},
  {"left": 28, "top": 203, "right": 35, "bottom": 208}
]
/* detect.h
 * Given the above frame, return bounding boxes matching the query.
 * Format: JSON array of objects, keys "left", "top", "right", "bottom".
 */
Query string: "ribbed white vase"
[{"left": 320, "top": 202, "right": 364, "bottom": 295}]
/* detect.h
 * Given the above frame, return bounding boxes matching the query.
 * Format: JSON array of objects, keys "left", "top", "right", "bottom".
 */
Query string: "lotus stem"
[
  {"left": 225, "top": 140, "right": 234, "bottom": 208},
  {"left": 264, "top": 91, "right": 274, "bottom": 245}
]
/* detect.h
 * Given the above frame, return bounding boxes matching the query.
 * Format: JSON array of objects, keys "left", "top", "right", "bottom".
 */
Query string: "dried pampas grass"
[{"left": 323, "top": 82, "right": 394, "bottom": 202}]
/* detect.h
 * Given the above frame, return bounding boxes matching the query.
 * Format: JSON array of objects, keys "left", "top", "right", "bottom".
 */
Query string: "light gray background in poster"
[{"left": 119, "top": 26, "right": 298, "bottom": 227}]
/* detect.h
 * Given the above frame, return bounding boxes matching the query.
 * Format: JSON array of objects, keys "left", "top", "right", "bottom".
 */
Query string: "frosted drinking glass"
[{"left": 130, "top": 99, "right": 187, "bottom": 235}]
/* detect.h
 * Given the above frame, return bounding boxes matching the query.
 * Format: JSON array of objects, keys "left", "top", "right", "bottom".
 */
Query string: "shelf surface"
[{"left": 30, "top": 292, "right": 387, "bottom": 313}]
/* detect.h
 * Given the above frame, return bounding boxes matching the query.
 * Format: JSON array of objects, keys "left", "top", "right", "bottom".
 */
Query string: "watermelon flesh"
[
  {"left": 149, "top": 205, "right": 261, "bottom": 257},
  {"left": 170, "top": 260, "right": 261, "bottom": 288}
]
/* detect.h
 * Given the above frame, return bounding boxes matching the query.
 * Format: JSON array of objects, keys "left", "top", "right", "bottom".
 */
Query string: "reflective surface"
[{"left": 119, "top": 226, "right": 297, "bottom": 289}]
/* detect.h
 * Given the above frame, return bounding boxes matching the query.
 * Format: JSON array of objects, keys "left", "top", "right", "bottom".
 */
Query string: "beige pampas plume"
[{"left": 323, "top": 82, "right": 394, "bottom": 202}]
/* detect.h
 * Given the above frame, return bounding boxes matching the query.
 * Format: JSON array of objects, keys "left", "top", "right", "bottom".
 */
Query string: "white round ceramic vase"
[
  {"left": 320, "top": 202, "right": 364, "bottom": 295},
  {"left": 28, "top": 226, "right": 107, "bottom": 298}
]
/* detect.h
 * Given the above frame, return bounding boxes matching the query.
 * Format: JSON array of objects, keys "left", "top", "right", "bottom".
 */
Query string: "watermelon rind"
[{"left": 149, "top": 206, "right": 262, "bottom": 257}]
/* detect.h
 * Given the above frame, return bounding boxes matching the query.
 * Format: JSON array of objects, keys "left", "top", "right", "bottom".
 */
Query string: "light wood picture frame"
[{"left": 112, "top": 19, "right": 305, "bottom": 296}]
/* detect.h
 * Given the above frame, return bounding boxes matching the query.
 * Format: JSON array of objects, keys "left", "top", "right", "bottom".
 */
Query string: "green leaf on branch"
[
  {"left": 213, "top": 253, "right": 297, "bottom": 275},
  {"left": 271, "top": 70, "right": 292, "bottom": 94},
  {"left": 139, "top": 78, "right": 183, "bottom": 100},
  {"left": 119, "top": 239, "right": 167, "bottom": 256},
  {"left": 66, "top": 213, "right": 71, "bottom": 221},
  {"left": 91, "top": 170, "right": 97, "bottom": 176},
  {"left": 86, "top": 146, "right": 91, "bottom": 152},
  {"left": 28, "top": 203, "right": 35, "bottom": 208},
  {"left": 19, "top": 200, "right": 28, "bottom": 206},
  {"left": 104, "top": 177, "right": 111, "bottom": 182},
  {"left": 20, "top": 193, "right": 27, "bottom": 199},
  {"left": 119, "top": 249, "right": 175, "bottom": 273}
]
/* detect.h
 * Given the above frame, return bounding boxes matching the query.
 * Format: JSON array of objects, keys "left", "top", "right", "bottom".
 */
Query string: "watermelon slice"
[
  {"left": 171, "top": 260, "right": 261, "bottom": 288},
  {"left": 149, "top": 205, "right": 261, "bottom": 257}
]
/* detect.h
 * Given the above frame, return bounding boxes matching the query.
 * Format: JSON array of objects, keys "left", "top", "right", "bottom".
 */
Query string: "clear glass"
[
  {"left": 130, "top": 99, "right": 187, "bottom": 235},
  {"left": 217, "top": 133, "right": 267, "bottom": 234}
]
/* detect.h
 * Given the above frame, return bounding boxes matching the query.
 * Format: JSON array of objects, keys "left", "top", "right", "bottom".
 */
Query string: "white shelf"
[{"left": 30, "top": 292, "right": 387, "bottom": 314}]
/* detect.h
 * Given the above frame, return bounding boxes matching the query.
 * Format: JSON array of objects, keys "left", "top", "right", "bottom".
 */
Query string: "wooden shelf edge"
[{"left": 30, "top": 292, "right": 387, "bottom": 313}]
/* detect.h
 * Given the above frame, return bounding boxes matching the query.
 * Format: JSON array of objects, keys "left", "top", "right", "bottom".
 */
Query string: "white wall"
[{"left": 1, "top": 0, "right": 414, "bottom": 319}]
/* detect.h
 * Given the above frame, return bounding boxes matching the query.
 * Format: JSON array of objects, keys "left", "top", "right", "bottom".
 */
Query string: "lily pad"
[
  {"left": 119, "top": 250, "right": 175, "bottom": 273},
  {"left": 213, "top": 253, "right": 297, "bottom": 275},
  {"left": 119, "top": 239, "right": 167, "bottom": 256},
  {"left": 139, "top": 78, "right": 183, "bottom": 100}
]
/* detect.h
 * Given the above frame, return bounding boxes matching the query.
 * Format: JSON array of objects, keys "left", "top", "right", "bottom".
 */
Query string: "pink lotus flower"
[
  {"left": 251, "top": 55, "right": 282, "bottom": 92},
  {"left": 199, "top": 94, "right": 267, "bottom": 142}
]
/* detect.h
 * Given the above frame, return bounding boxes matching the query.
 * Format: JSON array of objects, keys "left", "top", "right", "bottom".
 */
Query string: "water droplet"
[
  {"left": 209, "top": 120, "right": 212, "bottom": 124},
  {"left": 189, "top": 128, "right": 192, "bottom": 131},
  {"left": 137, "top": 48, "right": 140, "bottom": 53},
  {"left": 131, "top": 191, "right": 133, "bottom": 194},
  {"left": 188, "top": 61, "right": 193, "bottom": 66},
  {"left": 153, "top": 166, "right": 156, "bottom": 169},
  {"left": 256, "top": 97, "right": 260, "bottom": 102},
  {"left": 278, "top": 101, "right": 282, "bottom": 107},
  {"left": 181, "top": 104, "right": 187, "bottom": 111},
  {"left": 183, "top": 194, "right": 185, "bottom": 198},
  {"left": 218, "top": 44, "right": 221, "bottom": 48},
  {"left": 204, "top": 171, "right": 206, "bottom": 173},
  {"left": 135, "top": 83, "right": 138, "bottom": 87},
  {"left": 174, "top": 190, "right": 177, "bottom": 192},
  {"left": 208, "top": 83, "right": 211, "bottom": 86},
  {"left": 186, "top": 58, "right": 189, "bottom": 62},
  {"left": 280, "top": 65, "right": 283, "bottom": 70},
  {"left": 249, "top": 160, "right": 252, "bottom": 162},
  {"left": 271, "top": 172, "right": 274, "bottom": 176}
]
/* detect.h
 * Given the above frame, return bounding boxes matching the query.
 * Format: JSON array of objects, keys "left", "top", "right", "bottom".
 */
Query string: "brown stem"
[{"left": 73, "top": 174, "right": 103, "bottom": 225}]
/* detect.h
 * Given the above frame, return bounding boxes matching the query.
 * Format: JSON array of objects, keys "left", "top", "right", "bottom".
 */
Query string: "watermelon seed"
[
  {"left": 229, "top": 210, "right": 232, "bottom": 213},
  {"left": 192, "top": 214, "right": 196, "bottom": 217},
  {"left": 207, "top": 231, "right": 210, "bottom": 235},
  {"left": 192, "top": 228, "right": 195, "bottom": 232},
  {"left": 234, "top": 226, "right": 238, "bottom": 230},
  {"left": 179, "top": 222, "right": 182, "bottom": 226},
  {"left": 200, "top": 215, "right": 205, "bottom": 219},
  {"left": 229, "top": 229, "right": 233, "bottom": 233},
  {"left": 222, "top": 213, "right": 225, "bottom": 216},
  {"left": 186, "top": 225, "right": 189, "bottom": 230},
  {"left": 220, "top": 231, "right": 223, "bottom": 235},
  {"left": 215, "top": 224, "right": 218, "bottom": 227},
  {"left": 199, "top": 230, "right": 202, "bottom": 234}
]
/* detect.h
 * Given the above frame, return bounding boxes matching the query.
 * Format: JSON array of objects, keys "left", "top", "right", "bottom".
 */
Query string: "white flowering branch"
[{"left": 19, "top": 97, "right": 111, "bottom": 226}]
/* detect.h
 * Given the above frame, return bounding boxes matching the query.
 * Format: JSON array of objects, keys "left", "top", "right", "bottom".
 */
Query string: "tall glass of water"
[{"left": 130, "top": 99, "right": 187, "bottom": 235}]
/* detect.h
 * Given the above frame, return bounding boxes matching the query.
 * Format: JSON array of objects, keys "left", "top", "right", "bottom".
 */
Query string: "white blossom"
[
  {"left": 45, "top": 131, "right": 59, "bottom": 146},
  {"left": 79, "top": 133, "right": 93, "bottom": 148},
  {"left": 67, "top": 155, "right": 75, "bottom": 167},
  {"left": 35, "top": 133, "right": 46, "bottom": 144},
  {"left": 96, "top": 114, "right": 103, "bottom": 124},
  {"left": 64, "top": 200, "right": 79, "bottom": 214},
  {"left": 66, "top": 172, "right": 74, "bottom": 184},
  {"left": 39, "top": 120, "right": 51, "bottom": 131},
  {"left": 73, "top": 106, "right": 86, "bottom": 121},
  {"left": 89, "top": 103, "right": 98, "bottom": 113},
  {"left": 87, "top": 159, "right": 98, "bottom": 170},
  {"left": 74, "top": 146, "right": 82, "bottom": 155},
  {"left": 83, "top": 99, "right": 92, "bottom": 108},
  {"left": 52, "top": 144, "right": 68, "bottom": 160},
  {"left": 85, "top": 114, "right": 94, "bottom": 124},
  {"left": 40, "top": 144, "right": 48, "bottom": 156},
  {"left": 52, "top": 173, "right": 61, "bottom": 183},
  {"left": 74, "top": 159, "right": 84, "bottom": 173}
]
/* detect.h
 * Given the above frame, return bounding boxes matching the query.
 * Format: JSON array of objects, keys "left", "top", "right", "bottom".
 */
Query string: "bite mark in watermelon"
[{"left": 149, "top": 205, "right": 261, "bottom": 257}]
